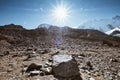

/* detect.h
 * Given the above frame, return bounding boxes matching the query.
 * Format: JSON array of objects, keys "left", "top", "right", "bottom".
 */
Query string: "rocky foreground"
[{"left": 0, "top": 24, "right": 120, "bottom": 80}]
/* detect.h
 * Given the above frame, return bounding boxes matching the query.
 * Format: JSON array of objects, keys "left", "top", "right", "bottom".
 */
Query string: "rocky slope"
[{"left": 0, "top": 24, "right": 120, "bottom": 80}]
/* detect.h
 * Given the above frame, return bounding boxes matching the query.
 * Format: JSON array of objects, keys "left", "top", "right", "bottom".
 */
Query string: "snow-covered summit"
[{"left": 105, "top": 26, "right": 120, "bottom": 37}]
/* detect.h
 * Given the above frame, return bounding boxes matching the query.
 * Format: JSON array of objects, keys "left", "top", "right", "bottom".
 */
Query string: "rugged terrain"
[{"left": 0, "top": 24, "right": 120, "bottom": 80}]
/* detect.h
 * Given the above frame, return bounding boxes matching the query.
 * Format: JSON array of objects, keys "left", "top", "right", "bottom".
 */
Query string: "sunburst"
[{"left": 51, "top": 1, "right": 71, "bottom": 23}]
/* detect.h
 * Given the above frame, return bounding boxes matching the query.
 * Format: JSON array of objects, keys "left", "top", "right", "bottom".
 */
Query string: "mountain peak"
[
  {"left": 0, "top": 24, "right": 24, "bottom": 30},
  {"left": 37, "top": 24, "right": 52, "bottom": 29},
  {"left": 105, "top": 26, "right": 120, "bottom": 37}
]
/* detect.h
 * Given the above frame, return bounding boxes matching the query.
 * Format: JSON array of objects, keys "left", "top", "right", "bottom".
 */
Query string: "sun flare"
[
  {"left": 51, "top": 3, "right": 71, "bottom": 23},
  {"left": 54, "top": 6, "right": 68, "bottom": 21}
]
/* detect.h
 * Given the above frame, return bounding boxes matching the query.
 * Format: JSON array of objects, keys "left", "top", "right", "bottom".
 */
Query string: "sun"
[
  {"left": 51, "top": 2, "right": 71, "bottom": 23},
  {"left": 53, "top": 6, "right": 68, "bottom": 21}
]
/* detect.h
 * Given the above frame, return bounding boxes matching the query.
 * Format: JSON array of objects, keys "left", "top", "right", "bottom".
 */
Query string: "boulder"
[
  {"left": 26, "top": 63, "right": 42, "bottom": 72},
  {"left": 52, "top": 54, "right": 82, "bottom": 80}
]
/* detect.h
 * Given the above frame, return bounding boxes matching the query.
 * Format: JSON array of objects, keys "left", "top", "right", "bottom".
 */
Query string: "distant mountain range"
[
  {"left": 37, "top": 22, "right": 120, "bottom": 37},
  {"left": 79, "top": 16, "right": 120, "bottom": 32},
  {"left": 0, "top": 24, "right": 120, "bottom": 47}
]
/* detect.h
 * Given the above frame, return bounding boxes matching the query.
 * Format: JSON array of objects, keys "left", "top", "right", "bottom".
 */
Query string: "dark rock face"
[
  {"left": 52, "top": 55, "right": 82, "bottom": 80},
  {"left": 26, "top": 63, "right": 42, "bottom": 72}
]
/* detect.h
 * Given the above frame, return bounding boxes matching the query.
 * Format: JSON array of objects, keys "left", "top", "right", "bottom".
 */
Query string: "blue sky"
[{"left": 0, "top": 0, "right": 120, "bottom": 29}]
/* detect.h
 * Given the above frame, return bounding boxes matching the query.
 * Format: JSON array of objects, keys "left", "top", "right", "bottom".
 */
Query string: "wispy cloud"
[
  {"left": 79, "top": 7, "right": 115, "bottom": 12},
  {"left": 79, "top": 8, "right": 101, "bottom": 12},
  {"left": 18, "top": 7, "right": 44, "bottom": 12},
  {"left": 5, "top": 6, "right": 44, "bottom": 12}
]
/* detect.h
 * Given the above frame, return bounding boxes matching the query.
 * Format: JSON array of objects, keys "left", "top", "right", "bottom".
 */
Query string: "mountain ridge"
[{"left": 0, "top": 24, "right": 120, "bottom": 47}]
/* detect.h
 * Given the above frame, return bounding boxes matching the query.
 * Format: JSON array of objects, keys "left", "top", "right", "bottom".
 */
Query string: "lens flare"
[
  {"left": 51, "top": 2, "right": 71, "bottom": 24},
  {"left": 53, "top": 6, "right": 68, "bottom": 21}
]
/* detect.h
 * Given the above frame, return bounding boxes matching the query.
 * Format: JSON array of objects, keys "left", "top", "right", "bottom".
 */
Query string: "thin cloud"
[
  {"left": 19, "top": 7, "right": 44, "bottom": 12},
  {"left": 5, "top": 6, "right": 44, "bottom": 12},
  {"left": 79, "top": 8, "right": 100, "bottom": 12},
  {"left": 80, "top": 7, "right": 116, "bottom": 12}
]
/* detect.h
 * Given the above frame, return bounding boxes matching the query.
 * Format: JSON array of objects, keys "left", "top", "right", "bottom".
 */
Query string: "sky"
[{"left": 0, "top": 0, "right": 120, "bottom": 29}]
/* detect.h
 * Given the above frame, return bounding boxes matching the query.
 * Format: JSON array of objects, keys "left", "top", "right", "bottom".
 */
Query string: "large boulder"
[{"left": 52, "top": 54, "right": 82, "bottom": 80}]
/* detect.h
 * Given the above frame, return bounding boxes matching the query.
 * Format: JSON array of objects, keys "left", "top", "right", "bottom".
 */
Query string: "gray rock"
[
  {"left": 118, "top": 72, "right": 120, "bottom": 76},
  {"left": 7, "top": 68, "right": 13, "bottom": 73},
  {"left": 21, "top": 67, "right": 27, "bottom": 74},
  {"left": 41, "top": 67, "right": 52, "bottom": 75},
  {"left": 45, "top": 61, "right": 52, "bottom": 67},
  {"left": 4, "top": 51, "right": 9, "bottom": 55},
  {"left": 89, "top": 77, "right": 95, "bottom": 80},
  {"left": 48, "top": 58, "right": 53, "bottom": 62},
  {"left": 26, "top": 63, "right": 42, "bottom": 72},
  {"left": 40, "top": 71, "right": 45, "bottom": 76},
  {"left": 52, "top": 54, "right": 73, "bottom": 66},
  {"left": 52, "top": 54, "right": 82, "bottom": 80},
  {"left": 0, "top": 51, "right": 9, "bottom": 57},
  {"left": 41, "top": 49, "right": 49, "bottom": 54},
  {"left": 51, "top": 51, "right": 60, "bottom": 56},
  {"left": 110, "top": 58, "right": 118, "bottom": 62},
  {"left": 26, "top": 48, "right": 33, "bottom": 51},
  {"left": 30, "top": 71, "right": 40, "bottom": 76},
  {"left": 86, "top": 61, "right": 93, "bottom": 70}
]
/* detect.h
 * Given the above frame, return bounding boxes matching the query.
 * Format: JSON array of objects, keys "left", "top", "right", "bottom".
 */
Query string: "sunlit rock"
[{"left": 52, "top": 54, "right": 82, "bottom": 80}]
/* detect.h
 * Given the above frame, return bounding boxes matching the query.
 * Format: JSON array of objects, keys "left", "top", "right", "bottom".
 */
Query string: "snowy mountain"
[
  {"left": 105, "top": 26, "right": 120, "bottom": 37},
  {"left": 37, "top": 24, "right": 71, "bottom": 31},
  {"left": 37, "top": 24, "right": 53, "bottom": 29},
  {"left": 79, "top": 16, "right": 120, "bottom": 32}
]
